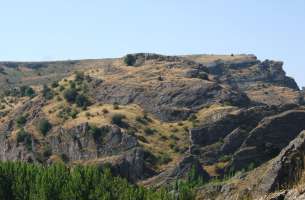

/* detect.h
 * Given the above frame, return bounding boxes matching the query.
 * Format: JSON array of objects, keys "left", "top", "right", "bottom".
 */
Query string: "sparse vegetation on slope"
[{"left": 0, "top": 53, "right": 303, "bottom": 200}]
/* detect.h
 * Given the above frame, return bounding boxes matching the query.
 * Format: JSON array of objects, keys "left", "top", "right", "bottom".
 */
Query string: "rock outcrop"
[
  {"left": 142, "top": 155, "right": 210, "bottom": 187},
  {"left": 189, "top": 104, "right": 299, "bottom": 165},
  {"left": 0, "top": 53, "right": 303, "bottom": 199},
  {"left": 188, "top": 56, "right": 301, "bottom": 106},
  {"left": 257, "top": 130, "right": 305, "bottom": 193},
  {"left": 49, "top": 123, "right": 138, "bottom": 161},
  {"left": 95, "top": 77, "right": 249, "bottom": 122},
  {"left": 196, "top": 130, "right": 305, "bottom": 200},
  {"left": 228, "top": 110, "right": 305, "bottom": 171},
  {"left": 97, "top": 147, "right": 157, "bottom": 183}
]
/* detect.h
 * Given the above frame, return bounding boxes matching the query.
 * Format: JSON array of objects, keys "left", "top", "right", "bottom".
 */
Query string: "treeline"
[{"left": 0, "top": 162, "right": 195, "bottom": 200}]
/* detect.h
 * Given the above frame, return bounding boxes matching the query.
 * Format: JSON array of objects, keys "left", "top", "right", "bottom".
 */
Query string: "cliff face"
[{"left": 0, "top": 53, "right": 304, "bottom": 199}]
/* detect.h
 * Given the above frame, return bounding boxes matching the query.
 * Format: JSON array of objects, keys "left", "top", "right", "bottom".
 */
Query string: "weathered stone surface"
[
  {"left": 208, "top": 59, "right": 299, "bottom": 91},
  {"left": 98, "top": 147, "right": 157, "bottom": 183},
  {"left": 0, "top": 137, "right": 36, "bottom": 162},
  {"left": 229, "top": 110, "right": 305, "bottom": 171},
  {"left": 190, "top": 105, "right": 298, "bottom": 164},
  {"left": 95, "top": 79, "right": 249, "bottom": 122},
  {"left": 220, "top": 127, "right": 248, "bottom": 155},
  {"left": 142, "top": 155, "right": 210, "bottom": 187},
  {"left": 257, "top": 131, "right": 305, "bottom": 193},
  {"left": 48, "top": 123, "right": 138, "bottom": 161},
  {"left": 188, "top": 56, "right": 301, "bottom": 106}
]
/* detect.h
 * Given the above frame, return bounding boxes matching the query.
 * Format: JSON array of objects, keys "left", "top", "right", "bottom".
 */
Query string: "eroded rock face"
[
  {"left": 142, "top": 155, "right": 210, "bottom": 187},
  {"left": 189, "top": 57, "right": 301, "bottom": 106},
  {"left": 0, "top": 98, "right": 45, "bottom": 136},
  {"left": 0, "top": 135, "right": 35, "bottom": 162},
  {"left": 48, "top": 123, "right": 138, "bottom": 161},
  {"left": 207, "top": 59, "right": 299, "bottom": 90},
  {"left": 194, "top": 130, "right": 305, "bottom": 200},
  {"left": 257, "top": 131, "right": 305, "bottom": 193},
  {"left": 95, "top": 79, "right": 249, "bottom": 122},
  {"left": 190, "top": 105, "right": 298, "bottom": 165},
  {"left": 228, "top": 110, "right": 305, "bottom": 171},
  {"left": 97, "top": 147, "right": 157, "bottom": 183}
]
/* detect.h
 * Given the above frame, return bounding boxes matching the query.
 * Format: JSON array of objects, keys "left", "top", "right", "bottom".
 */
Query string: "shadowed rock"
[{"left": 228, "top": 110, "right": 305, "bottom": 172}]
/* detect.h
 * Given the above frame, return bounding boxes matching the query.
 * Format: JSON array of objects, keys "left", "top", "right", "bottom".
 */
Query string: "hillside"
[{"left": 0, "top": 53, "right": 304, "bottom": 199}]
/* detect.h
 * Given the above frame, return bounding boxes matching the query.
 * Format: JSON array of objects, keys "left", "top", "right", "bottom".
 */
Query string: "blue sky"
[{"left": 0, "top": 0, "right": 304, "bottom": 87}]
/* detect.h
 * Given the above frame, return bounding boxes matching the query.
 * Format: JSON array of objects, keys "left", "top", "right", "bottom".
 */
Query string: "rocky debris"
[
  {"left": 228, "top": 110, "right": 305, "bottom": 171},
  {"left": 48, "top": 123, "right": 138, "bottom": 161},
  {"left": 98, "top": 147, "right": 156, "bottom": 183},
  {"left": 142, "top": 155, "right": 210, "bottom": 187}
]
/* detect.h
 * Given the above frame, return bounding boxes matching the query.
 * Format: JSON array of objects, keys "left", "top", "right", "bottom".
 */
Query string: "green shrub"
[
  {"left": 218, "top": 155, "right": 232, "bottom": 162},
  {"left": 223, "top": 101, "right": 232, "bottom": 106},
  {"left": 20, "top": 86, "right": 36, "bottom": 97},
  {"left": 124, "top": 54, "right": 136, "bottom": 66},
  {"left": 37, "top": 119, "right": 52, "bottom": 136},
  {"left": 188, "top": 114, "right": 197, "bottom": 122},
  {"left": 111, "top": 114, "right": 127, "bottom": 127},
  {"left": 113, "top": 102, "right": 119, "bottom": 110},
  {"left": 69, "top": 109, "right": 79, "bottom": 119},
  {"left": 75, "top": 94, "right": 90, "bottom": 108},
  {"left": 126, "top": 128, "right": 136, "bottom": 136},
  {"left": 16, "top": 115, "right": 27, "bottom": 127},
  {"left": 16, "top": 129, "right": 32, "bottom": 150},
  {"left": 88, "top": 125, "right": 110, "bottom": 142},
  {"left": 144, "top": 127, "right": 155, "bottom": 135},
  {"left": 158, "top": 154, "right": 172, "bottom": 165},
  {"left": 51, "top": 81, "right": 59, "bottom": 88},
  {"left": 169, "top": 134, "right": 179, "bottom": 141},
  {"left": 42, "top": 84, "right": 54, "bottom": 100},
  {"left": 137, "top": 135, "right": 149, "bottom": 143},
  {"left": 59, "top": 153, "right": 69, "bottom": 163},
  {"left": 59, "top": 85, "right": 65, "bottom": 91},
  {"left": 63, "top": 88, "right": 78, "bottom": 103},
  {"left": 42, "top": 145, "right": 52, "bottom": 158},
  {"left": 102, "top": 108, "right": 109, "bottom": 114},
  {"left": 75, "top": 71, "right": 85, "bottom": 82},
  {"left": 136, "top": 116, "right": 148, "bottom": 125}
]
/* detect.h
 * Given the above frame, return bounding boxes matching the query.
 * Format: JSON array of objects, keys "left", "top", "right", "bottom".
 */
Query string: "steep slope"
[{"left": 0, "top": 53, "right": 303, "bottom": 199}]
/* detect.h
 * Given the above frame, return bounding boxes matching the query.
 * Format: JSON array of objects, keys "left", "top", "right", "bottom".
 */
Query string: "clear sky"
[{"left": 0, "top": 0, "right": 304, "bottom": 87}]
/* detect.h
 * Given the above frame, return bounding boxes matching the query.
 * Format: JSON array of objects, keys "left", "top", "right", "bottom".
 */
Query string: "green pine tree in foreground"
[{"left": 0, "top": 162, "right": 195, "bottom": 200}]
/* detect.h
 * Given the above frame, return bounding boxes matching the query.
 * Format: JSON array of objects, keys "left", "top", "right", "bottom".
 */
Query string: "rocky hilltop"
[{"left": 0, "top": 53, "right": 304, "bottom": 199}]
